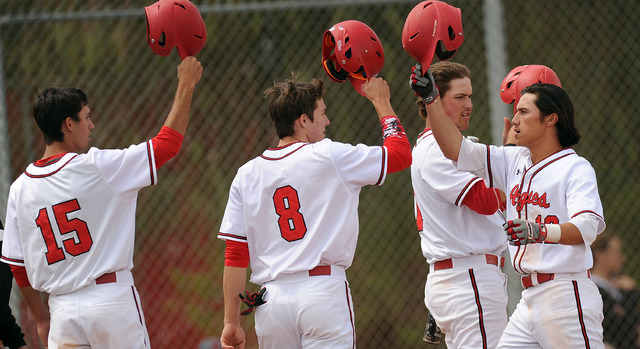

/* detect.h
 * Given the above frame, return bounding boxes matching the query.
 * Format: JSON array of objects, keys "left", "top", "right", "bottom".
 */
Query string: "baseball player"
[
  {"left": 1, "top": 56, "right": 203, "bottom": 348},
  {"left": 410, "top": 61, "right": 508, "bottom": 348},
  {"left": 218, "top": 74, "right": 411, "bottom": 349},
  {"left": 412, "top": 67, "right": 606, "bottom": 347},
  {"left": 500, "top": 64, "right": 563, "bottom": 146},
  {"left": 0, "top": 219, "right": 28, "bottom": 349}
]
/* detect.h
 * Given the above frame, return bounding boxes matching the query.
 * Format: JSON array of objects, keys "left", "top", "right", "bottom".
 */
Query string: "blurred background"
[{"left": 1, "top": 0, "right": 639, "bottom": 348}]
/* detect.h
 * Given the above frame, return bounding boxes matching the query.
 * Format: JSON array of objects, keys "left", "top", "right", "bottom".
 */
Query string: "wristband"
[{"left": 544, "top": 224, "right": 561, "bottom": 243}]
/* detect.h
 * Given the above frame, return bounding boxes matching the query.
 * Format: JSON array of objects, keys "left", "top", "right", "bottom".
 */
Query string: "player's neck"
[
  {"left": 528, "top": 137, "right": 563, "bottom": 164},
  {"left": 42, "top": 142, "right": 78, "bottom": 160},
  {"left": 278, "top": 135, "right": 307, "bottom": 147}
]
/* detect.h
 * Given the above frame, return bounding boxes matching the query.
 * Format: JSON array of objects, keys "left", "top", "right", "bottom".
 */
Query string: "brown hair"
[
  {"left": 417, "top": 61, "right": 471, "bottom": 119},
  {"left": 264, "top": 72, "right": 325, "bottom": 139}
]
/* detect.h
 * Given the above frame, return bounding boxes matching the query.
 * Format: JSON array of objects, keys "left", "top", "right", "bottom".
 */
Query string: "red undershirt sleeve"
[
  {"left": 224, "top": 240, "right": 250, "bottom": 268},
  {"left": 10, "top": 264, "right": 30, "bottom": 288},
  {"left": 381, "top": 116, "right": 412, "bottom": 174},
  {"left": 152, "top": 126, "right": 184, "bottom": 169},
  {"left": 462, "top": 181, "right": 505, "bottom": 215}
]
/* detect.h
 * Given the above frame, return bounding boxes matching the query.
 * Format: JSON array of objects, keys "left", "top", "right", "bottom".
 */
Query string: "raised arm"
[
  {"left": 152, "top": 56, "right": 203, "bottom": 169},
  {"left": 162, "top": 56, "right": 203, "bottom": 135},
  {"left": 364, "top": 77, "right": 412, "bottom": 173},
  {"left": 363, "top": 77, "right": 396, "bottom": 119},
  {"left": 410, "top": 64, "right": 463, "bottom": 161}
]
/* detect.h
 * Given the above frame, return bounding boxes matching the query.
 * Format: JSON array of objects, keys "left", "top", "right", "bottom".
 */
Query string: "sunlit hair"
[
  {"left": 264, "top": 72, "right": 325, "bottom": 139},
  {"left": 417, "top": 61, "right": 471, "bottom": 119},
  {"left": 33, "top": 87, "right": 87, "bottom": 145},
  {"left": 521, "top": 83, "right": 581, "bottom": 148}
]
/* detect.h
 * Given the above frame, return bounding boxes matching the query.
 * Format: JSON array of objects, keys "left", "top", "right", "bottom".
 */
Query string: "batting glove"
[
  {"left": 239, "top": 287, "right": 267, "bottom": 316},
  {"left": 503, "top": 219, "right": 547, "bottom": 246},
  {"left": 409, "top": 63, "right": 439, "bottom": 105}
]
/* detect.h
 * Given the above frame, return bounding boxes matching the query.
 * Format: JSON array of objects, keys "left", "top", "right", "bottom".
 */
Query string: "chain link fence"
[{"left": 1, "top": 0, "right": 639, "bottom": 348}]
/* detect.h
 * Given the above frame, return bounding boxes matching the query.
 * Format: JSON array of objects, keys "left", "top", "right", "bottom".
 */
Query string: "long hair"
[{"left": 521, "top": 83, "right": 581, "bottom": 148}]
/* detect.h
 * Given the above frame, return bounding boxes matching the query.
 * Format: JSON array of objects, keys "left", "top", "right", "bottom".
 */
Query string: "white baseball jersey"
[
  {"left": 218, "top": 138, "right": 387, "bottom": 285},
  {"left": 413, "top": 129, "right": 508, "bottom": 349},
  {"left": 456, "top": 139, "right": 605, "bottom": 274},
  {"left": 412, "top": 129, "right": 507, "bottom": 263},
  {"left": 1, "top": 142, "right": 156, "bottom": 295}
]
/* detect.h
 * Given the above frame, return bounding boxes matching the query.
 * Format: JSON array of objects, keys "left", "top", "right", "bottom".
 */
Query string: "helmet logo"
[
  {"left": 432, "top": 20, "right": 438, "bottom": 38},
  {"left": 337, "top": 39, "right": 343, "bottom": 52}
]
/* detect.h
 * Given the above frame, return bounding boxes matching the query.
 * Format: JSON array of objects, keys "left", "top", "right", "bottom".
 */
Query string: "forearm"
[
  {"left": 552, "top": 222, "right": 584, "bottom": 245},
  {"left": 371, "top": 98, "right": 396, "bottom": 121},
  {"left": 223, "top": 266, "right": 247, "bottom": 326},
  {"left": 19, "top": 286, "right": 49, "bottom": 324},
  {"left": 163, "top": 56, "right": 202, "bottom": 135},
  {"left": 381, "top": 116, "right": 411, "bottom": 173},
  {"left": 163, "top": 80, "right": 197, "bottom": 135},
  {"left": 425, "top": 99, "right": 463, "bottom": 161}
]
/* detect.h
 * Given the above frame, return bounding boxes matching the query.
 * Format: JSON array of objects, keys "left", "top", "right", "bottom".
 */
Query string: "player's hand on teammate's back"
[
  {"left": 503, "top": 219, "right": 547, "bottom": 246},
  {"left": 221, "top": 323, "right": 245, "bottom": 349},
  {"left": 177, "top": 56, "right": 203, "bottom": 86},
  {"left": 409, "top": 63, "right": 439, "bottom": 105}
]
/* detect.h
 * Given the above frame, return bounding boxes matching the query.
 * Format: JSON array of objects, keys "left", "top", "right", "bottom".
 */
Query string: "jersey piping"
[{"left": 25, "top": 155, "right": 79, "bottom": 178}]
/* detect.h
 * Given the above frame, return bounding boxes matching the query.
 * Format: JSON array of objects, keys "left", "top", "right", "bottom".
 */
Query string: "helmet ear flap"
[{"left": 323, "top": 59, "right": 349, "bottom": 83}]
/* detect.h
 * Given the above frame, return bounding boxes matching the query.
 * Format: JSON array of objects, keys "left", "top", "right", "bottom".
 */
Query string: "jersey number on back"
[
  {"left": 35, "top": 199, "right": 93, "bottom": 265},
  {"left": 273, "top": 185, "right": 307, "bottom": 242}
]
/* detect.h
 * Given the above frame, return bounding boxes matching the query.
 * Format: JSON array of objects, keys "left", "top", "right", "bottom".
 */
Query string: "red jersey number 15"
[{"left": 35, "top": 199, "right": 93, "bottom": 265}]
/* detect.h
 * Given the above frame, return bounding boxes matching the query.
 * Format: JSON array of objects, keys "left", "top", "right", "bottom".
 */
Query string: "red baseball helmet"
[
  {"left": 402, "top": 1, "right": 464, "bottom": 75},
  {"left": 500, "top": 65, "right": 562, "bottom": 111},
  {"left": 322, "top": 20, "right": 385, "bottom": 96},
  {"left": 145, "top": 0, "right": 207, "bottom": 60}
]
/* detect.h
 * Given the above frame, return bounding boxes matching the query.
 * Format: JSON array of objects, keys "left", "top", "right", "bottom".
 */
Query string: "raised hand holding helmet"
[
  {"left": 402, "top": 1, "right": 464, "bottom": 75},
  {"left": 321, "top": 20, "right": 385, "bottom": 96},
  {"left": 145, "top": 0, "right": 207, "bottom": 60},
  {"left": 409, "top": 63, "right": 439, "bottom": 104}
]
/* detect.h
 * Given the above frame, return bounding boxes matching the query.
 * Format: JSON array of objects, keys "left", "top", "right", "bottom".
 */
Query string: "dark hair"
[
  {"left": 417, "top": 61, "right": 471, "bottom": 119},
  {"left": 33, "top": 87, "right": 88, "bottom": 145},
  {"left": 264, "top": 73, "right": 325, "bottom": 139},
  {"left": 521, "top": 83, "right": 581, "bottom": 147}
]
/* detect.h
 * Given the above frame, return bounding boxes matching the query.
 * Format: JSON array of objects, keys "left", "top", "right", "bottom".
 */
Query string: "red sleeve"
[
  {"left": 152, "top": 126, "right": 184, "bottom": 169},
  {"left": 380, "top": 116, "right": 412, "bottom": 173},
  {"left": 224, "top": 240, "right": 250, "bottom": 268},
  {"left": 462, "top": 181, "right": 505, "bottom": 215},
  {"left": 10, "top": 264, "right": 30, "bottom": 287}
]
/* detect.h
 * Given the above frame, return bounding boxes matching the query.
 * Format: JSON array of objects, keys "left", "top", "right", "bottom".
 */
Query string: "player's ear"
[
  {"left": 63, "top": 116, "right": 74, "bottom": 131},
  {"left": 299, "top": 113, "right": 310, "bottom": 126},
  {"left": 545, "top": 113, "right": 558, "bottom": 127}
]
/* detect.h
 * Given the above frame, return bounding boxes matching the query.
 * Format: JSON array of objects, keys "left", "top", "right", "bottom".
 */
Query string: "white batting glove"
[{"left": 503, "top": 219, "right": 547, "bottom": 246}]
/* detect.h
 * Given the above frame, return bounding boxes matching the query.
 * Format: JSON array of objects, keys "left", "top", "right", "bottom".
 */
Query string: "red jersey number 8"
[{"left": 273, "top": 185, "right": 307, "bottom": 242}]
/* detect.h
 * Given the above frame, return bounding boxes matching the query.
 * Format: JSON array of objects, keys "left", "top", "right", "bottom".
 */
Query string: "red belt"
[
  {"left": 95, "top": 272, "right": 117, "bottom": 284},
  {"left": 521, "top": 270, "right": 591, "bottom": 289},
  {"left": 309, "top": 265, "right": 332, "bottom": 276},
  {"left": 521, "top": 273, "right": 554, "bottom": 289},
  {"left": 433, "top": 254, "right": 505, "bottom": 271}
]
